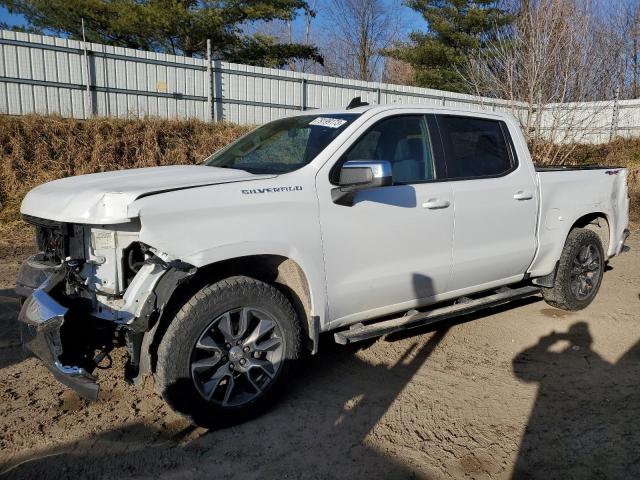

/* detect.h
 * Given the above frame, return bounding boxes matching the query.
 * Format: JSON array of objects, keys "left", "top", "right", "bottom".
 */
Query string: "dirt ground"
[{"left": 0, "top": 234, "right": 639, "bottom": 480}]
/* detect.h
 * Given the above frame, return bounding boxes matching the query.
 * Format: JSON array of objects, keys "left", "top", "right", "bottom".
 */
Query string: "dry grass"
[
  {"left": 1, "top": 114, "right": 638, "bottom": 248},
  {"left": 0, "top": 114, "right": 251, "bottom": 247},
  {"left": 561, "top": 139, "right": 640, "bottom": 224}
]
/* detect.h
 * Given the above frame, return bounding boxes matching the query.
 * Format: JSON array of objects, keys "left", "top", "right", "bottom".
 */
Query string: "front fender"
[
  {"left": 182, "top": 241, "right": 327, "bottom": 324},
  {"left": 132, "top": 172, "right": 326, "bottom": 328}
]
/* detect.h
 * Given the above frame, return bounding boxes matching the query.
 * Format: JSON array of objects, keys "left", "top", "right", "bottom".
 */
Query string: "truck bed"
[
  {"left": 535, "top": 165, "right": 624, "bottom": 172},
  {"left": 527, "top": 166, "right": 630, "bottom": 278}
]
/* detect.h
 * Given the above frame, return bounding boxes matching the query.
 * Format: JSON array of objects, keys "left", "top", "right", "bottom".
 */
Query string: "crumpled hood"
[{"left": 21, "top": 165, "right": 272, "bottom": 224}]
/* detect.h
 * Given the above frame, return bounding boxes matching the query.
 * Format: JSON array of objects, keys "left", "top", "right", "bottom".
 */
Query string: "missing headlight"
[{"left": 24, "top": 216, "right": 85, "bottom": 263}]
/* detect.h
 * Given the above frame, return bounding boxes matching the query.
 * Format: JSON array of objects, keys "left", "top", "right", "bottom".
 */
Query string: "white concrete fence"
[{"left": 0, "top": 29, "right": 638, "bottom": 144}]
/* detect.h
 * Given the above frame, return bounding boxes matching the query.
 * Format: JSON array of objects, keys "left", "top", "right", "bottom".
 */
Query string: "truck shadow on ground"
[
  {"left": 3, "top": 274, "right": 448, "bottom": 479},
  {"left": 5, "top": 277, "right": 640, "bottom": 479},
  {"left": 512, "top": 321, "right": 640, "bottom": 479},
  {"left": 0, "top": 276, "right": 539, "bottom": 479},
  {"left": 0, "top": 289, "right": 25, "bottom": 370},
  {"left": 2, "top": 330, "right": 450, "bottom": 479},
  {"left": 1, "top": 293, "right": 540, "bottom": 478}
]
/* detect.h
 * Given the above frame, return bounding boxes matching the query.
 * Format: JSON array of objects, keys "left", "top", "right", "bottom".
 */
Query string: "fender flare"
[{"left": 126, "top": 245, "right": 325, "bottom": 383}]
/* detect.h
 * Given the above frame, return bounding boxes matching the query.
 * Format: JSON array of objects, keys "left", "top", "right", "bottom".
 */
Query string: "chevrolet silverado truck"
[{"left": 16, "top": 104, "right": 630, "bottom": 427}]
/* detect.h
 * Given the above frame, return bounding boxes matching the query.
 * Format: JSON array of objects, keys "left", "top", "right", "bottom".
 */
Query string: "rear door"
[{"left": 434, "top": 114, "right": 538, "bottom": 291}]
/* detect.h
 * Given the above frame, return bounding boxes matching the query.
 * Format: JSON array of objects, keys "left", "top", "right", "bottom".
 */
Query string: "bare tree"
[
  {"left": 381, "top": 55, "right": 416, "bottom": 85},
  {"left": 251, "top": 2, "right": 320, "bottom": 74},
  {"left": 632, "top": 6, "right": 640, "bottom": 97},
  {"left": 299, "top": 0, "right": 318, "bottom": 72},
  {"left": 614, "top": 0, "right": 640, "bottom": 100},
  {"left": 321, "top": 0, "right": 403, "bottom": 81},
  {"left": 282, "top": 0, "right": 319, "bottom": 72},
  {"left": 464, "top": 0, "right": 627, "bottom": 164}
]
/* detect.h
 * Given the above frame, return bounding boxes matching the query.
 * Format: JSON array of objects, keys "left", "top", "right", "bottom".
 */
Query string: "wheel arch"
[
  {"left": 137, "top": 254, "right": 318, "bottom": 382},
  {"left": 569, "top": 212, "right": 611, "bottom": 256},
  {"left": 529, "top": 210, "right": 611, "bottom": 280},
  {"left": 532, "top": 213, "right": 609, "bottom": 290},
  {"left": 188, "top": 254, "right": 316, "bottom": 348}
]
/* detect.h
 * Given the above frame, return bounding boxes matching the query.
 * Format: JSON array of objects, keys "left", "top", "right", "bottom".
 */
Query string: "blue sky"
[
  {"left": 0, "top": 6, "right": 26, "bottom": 28},
  {"left": 310, "top": 0, "right": 424, "bottom": 35},
  {"left": 0, "top": 1, "right": 425, "bottom": 41}
]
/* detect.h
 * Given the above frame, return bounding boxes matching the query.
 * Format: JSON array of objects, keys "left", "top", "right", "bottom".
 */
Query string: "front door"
[{"left": 317, "top": 114, "right": 454, "bottom": 327}]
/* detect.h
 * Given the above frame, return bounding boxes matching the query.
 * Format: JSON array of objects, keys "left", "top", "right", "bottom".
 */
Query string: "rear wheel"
[
  {"left": 155, "top": 276, "right": 301, "bottom": 428},
  {"left": 542, "top": 228, "right": 605, "bottom": 311}
]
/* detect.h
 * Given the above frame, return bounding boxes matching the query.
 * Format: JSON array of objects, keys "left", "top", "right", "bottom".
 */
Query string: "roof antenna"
[{"left": 346, "top": 96, "right": 369, "bottom": 110}]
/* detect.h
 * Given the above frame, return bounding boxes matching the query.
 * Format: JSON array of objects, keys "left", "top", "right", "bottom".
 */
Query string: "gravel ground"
[{"left": 0, "top": 235, "right": 639, "bottom": 479}]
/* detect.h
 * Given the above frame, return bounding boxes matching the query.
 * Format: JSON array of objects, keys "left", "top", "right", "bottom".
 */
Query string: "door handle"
[
  {"left": 422, "top": 198, "right": 451, "bottom": 209},
  {"left": 513, "top": 191, "right": 533, "bottom": 201}
]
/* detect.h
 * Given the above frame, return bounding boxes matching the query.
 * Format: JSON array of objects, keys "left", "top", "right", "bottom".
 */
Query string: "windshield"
[{"left": 204, "top": 113, "right": 360, "bottom": 174}]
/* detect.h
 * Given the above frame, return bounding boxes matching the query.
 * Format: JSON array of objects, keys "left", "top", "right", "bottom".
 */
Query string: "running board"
[{"left": 334, "top": 286, "right": 541, "bottom": 345}]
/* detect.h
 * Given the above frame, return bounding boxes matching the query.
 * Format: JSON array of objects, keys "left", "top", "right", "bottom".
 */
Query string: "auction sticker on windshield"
[{"left": 309, "top": 118, "right": 348, "bottom": 128}]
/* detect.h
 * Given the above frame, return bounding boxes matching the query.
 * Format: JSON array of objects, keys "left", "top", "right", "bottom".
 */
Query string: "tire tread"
[
  {"left": 542, "top": 228, "right": 604, "bottom": 311},
  {"left": 156, "top": 275, "right": 301, "bottom": 427}
]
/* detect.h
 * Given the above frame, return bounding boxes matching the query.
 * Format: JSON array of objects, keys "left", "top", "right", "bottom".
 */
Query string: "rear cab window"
[{"left": 435, "top": 115, "right": 516, "bottom": 180}]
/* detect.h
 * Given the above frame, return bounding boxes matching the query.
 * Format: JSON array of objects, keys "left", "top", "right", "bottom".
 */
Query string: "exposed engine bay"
[
  {"left": 21, "top": 215, "right": 161, "bottom": 318},
  {"left": 16, "top": 215, "right": 195, "bottom": 395}
]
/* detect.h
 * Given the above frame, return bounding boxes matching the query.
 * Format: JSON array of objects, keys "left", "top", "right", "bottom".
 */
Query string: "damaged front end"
[
  {"left": 16, "top": 216, "right": 194, "bottom": 400},
  {"left": 19, "top": 271, "right": 112, "bottom": 400}
]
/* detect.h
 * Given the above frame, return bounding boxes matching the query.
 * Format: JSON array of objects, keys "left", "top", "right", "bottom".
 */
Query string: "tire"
[
  {"left": 542, "top": 228, "right": 605, "bottom": 311},
  {"left": 156, "top": 275, "right": 302, "bottom": 428}
]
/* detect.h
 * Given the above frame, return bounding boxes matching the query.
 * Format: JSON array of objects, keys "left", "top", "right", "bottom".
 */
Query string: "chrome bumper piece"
[
  {"left": 15, "top": 254, "right": 62, "bottom": 298},
  {"left": 17, "top": 258, "right": 100, "bottom": 401}
]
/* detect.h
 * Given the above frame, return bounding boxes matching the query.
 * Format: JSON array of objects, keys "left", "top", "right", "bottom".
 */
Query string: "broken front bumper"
[
  {"left": 15, "top": 254, "right": 62, "bottom": 298},
  {"left": 17, "top": 257, "right": 100, "bottom": 401}
]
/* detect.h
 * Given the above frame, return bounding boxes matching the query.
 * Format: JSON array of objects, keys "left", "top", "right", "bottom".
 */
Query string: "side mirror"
[{"left": 332, "top": 160, "right": 393, "bottom": 206}]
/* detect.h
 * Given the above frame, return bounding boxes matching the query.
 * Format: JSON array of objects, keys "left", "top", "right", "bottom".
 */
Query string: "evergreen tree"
[
  {"left": 0, "top": 0, "right": 323, "bottom": 68},
  {"left": 386, "top": 0, "right": 512, "bottom": 92}
]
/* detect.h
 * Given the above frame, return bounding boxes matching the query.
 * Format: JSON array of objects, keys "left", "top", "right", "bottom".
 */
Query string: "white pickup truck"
[{"left": 16, "top": 103, "right": 630, "bottom": 427}]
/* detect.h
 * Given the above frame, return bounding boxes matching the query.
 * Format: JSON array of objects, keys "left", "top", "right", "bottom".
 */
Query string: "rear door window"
[{"left": 436, "top": 116, "right": 515, "bottom": 179}]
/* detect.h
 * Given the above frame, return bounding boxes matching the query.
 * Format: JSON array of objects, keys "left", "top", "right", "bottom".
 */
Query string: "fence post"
[
  {"left": 609, "top": 84, "right": 620, "bottom": 142},
  {"left": 206, "top": 39, "right": 214, "bottom": 122},
  {"left": 376, "top": 87, "right": 381, "bottom": 105},
  {"left": 300, "top": 78, "right": 307, "bottom": 111},
  {"left": 81, "top": 19, "right": 93, "bottom": 118}
]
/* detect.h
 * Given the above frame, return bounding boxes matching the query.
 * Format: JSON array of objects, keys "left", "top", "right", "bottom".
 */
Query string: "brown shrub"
[
  {"left": 0, "top": 114, "right": 251, "bottom": 244},
  {"left": 560, "top": 140, "right": 640, "bottom": 224},
  {"left": 1, "top": 114, "right": 638, "bottom": 248}
]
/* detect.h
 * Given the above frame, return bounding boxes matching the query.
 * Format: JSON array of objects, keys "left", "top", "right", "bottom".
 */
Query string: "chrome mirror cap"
[
  {"left": 341, "top": 160, "right": 392, "bottom": 181},
  {"left": 333, "top": 160, "right": 393, "bottom": 206}
]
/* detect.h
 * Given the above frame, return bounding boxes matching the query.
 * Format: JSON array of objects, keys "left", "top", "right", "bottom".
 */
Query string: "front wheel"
[
  {"left": 155, "top": 276, "right": 302, "bottom": 428},
  {"left": 542, "top": 228, "right": 605, "bottom": 311}
]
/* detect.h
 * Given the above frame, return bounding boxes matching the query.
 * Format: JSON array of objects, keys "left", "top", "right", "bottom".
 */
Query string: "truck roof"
[{"left": 295, "top": 103, "right": 516, "bottom": 122}]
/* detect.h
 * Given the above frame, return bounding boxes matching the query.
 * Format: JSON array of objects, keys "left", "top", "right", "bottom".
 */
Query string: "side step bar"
[{"left": 334, "top": 285, "right": 541, "bottom": 345}]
